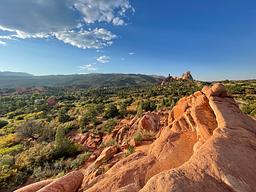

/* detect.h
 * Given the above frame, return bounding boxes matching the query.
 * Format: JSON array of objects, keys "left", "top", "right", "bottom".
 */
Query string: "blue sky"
[{"left": 0, "top": 0, "right": 256, "bottom": 81}]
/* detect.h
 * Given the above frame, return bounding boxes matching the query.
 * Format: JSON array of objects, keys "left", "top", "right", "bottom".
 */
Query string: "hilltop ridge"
[
  {"left": 0, "top": 71, "right": 33, "bottom": 77},
  {"left": 0, "top": 73, "right": 161, "bottom": 89}
]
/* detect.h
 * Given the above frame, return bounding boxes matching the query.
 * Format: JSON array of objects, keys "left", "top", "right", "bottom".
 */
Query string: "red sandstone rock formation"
[
  {"left": 14, "top": 179, "right": 55, "bottom": 192},
  {"left": 181, "top": 71, "right": 193, "bottom": 81},
  {"left": 161, "top": 71, "right": 194, "bottom": 86},
  {"left": 138, "top": 112, "right": 160, "bottom": 132},
  {"left": 17, "top": 83, "right": 256, "bottom": 192},
  {"left": 141, "top": 83, "right": 256, "bottom": 192}
]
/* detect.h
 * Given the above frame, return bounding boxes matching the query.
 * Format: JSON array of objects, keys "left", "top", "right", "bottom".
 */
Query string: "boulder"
[
  {"left": 94, "top": 146, "right": 119, "bottom": 168},
  {"left": 138, "top": 112, "right": 160, "bottom": 132}
]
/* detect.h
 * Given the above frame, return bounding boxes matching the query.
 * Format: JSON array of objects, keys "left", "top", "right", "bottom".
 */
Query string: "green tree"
[
  {"left": 138, "top": 100, "right": 157, "bottom": 113},
  {"left": 104, "top": 104, "right": 119, "bottom": 119},
  {"left": 54, "top": 127, "right": 78, "bottom": 158},
  {"left": 119, "top": 102, "right": 128, "bottom": 118},
  {"left": 0, "top": 120, "right": 8, "bottom": 128},
  {"left": 137, "top": 103, "right": 143, "bottom": 117},
  {"left": 58, "top": 109, "right": 70, "bottom": 123},
  {"left": 95, "top": 103, "right": 104, "bottom": 114}
]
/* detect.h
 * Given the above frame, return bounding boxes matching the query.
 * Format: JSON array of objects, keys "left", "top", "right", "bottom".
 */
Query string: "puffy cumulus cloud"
[
  {"left": 54, "top": 29, "right": 116, "bottom": 49},
  {"left": 97, "top": 55, "right": 111, "bottom": 63},
  {"left": 0, "top": 0, "right": 133, "bottom": 48},
  {"left": 73, "top": 0, "right": 134, "bottom": 25},
  {"left": 79, "top": 63, "right": 97, "bottom": 72}
]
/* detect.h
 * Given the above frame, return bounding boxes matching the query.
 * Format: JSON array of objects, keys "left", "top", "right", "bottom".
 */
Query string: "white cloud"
[
  {"left": 97, "top": 55, "right": 111, "bottom": 64},
  {"left": 73, "top": 0, "right": 133, "bottom": 26},
  {"left": 54, "top": 29, "right": 116, "bottom": 49},
  {"left": 79, "top": 63, "right": 97, "bottom": 72},
  {"left": 0, "top": 0, "right": 133, "bottom": 48},
  {"left": 128, "top": 52, "right": 135, "bottom": 55},
  {"left": 0, "top": 40, "right": 6, "bottom": 46},
  {"left": 113, "top": 17, "right": 125, "bottom": 26}
]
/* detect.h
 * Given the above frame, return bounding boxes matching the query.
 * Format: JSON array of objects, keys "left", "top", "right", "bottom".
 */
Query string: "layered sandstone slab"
[
  {"left": 14, "top": 179, "right": 55, "bottom": 192},
  {"left": 16, "top": 171, "right": 83, "bottom": 192}
]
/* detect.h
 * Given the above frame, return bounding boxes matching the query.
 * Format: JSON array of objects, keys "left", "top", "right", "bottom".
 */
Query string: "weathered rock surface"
[
  {"left": 71, "top": 132, "right": 102, "bottom": 151},
  {"left": 38, "top": 171, "right": 83, "bottom": 192},
  {"left": 14, "top": 179, "right": 55, "bottom": 192},
  {"left": 94, "top": 146, "right": 119, "bottom": 168},
  {"left": 140, "top": 84, "right": 256, "bottom": 192},
  {"left": 138, "top": 112, "right": 160, "bottom": 132},
  {"left": 16, "top": 84, "right": 256, "bottom": 192},
  {"left": 17, "top": 171, "right": 83, "bottom": 192},
  {"left": 104, "top": 112, "right": 161, "bottom": 147}
]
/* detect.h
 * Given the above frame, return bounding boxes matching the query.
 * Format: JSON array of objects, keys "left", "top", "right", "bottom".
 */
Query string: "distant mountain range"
[
  {"left": 0, "top": 71, "right": 33, "bottom": 77},
  {"left": 0, "top": 72, "right": 163, "bottom": 89}
]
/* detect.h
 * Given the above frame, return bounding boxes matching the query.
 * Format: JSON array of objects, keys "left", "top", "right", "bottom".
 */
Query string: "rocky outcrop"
[
  {"left": 181, "top": 71, "right": 193, "bottom": 81},
  {"left": 17, "top": 83, "right": 256, "bottom": 192},
  {"left": 138, "top": 112, "right": 160, "bottom": 132},
  {"left": 72, "top": 132, "right": 102, "bottom": 151},
  {"left": 140, "top": 83, "right": 256, "bottom": 192},
  {"left": 94, "top": 146, "right": 119, "bottom": 168},
  {"left": 104, "top": 113, "right": 161, "bottom": 147},
  {"left": 160, "top": 74, "right": 174, "bottom": 86},
  {"left": 161, "top": 71, "right": 194, "bottom": 86}
]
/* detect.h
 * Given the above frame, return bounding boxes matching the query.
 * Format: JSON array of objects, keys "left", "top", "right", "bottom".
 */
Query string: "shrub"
[
  {"left": 141, "top": 100, "right": 157, "bottom": 112},
  {"left": 53, "top": 127, "right": 79, "bottom": 159},
  {"left": 32, "top": 161, "right": 67, "bottom": 181},
  {"left": 104, "top": 104, "right": 119, "bottom": 119},
  {"left": 63, "top": 121, "right": 79, "bottom": 134},
  {"left": 0, "top": 120, "right": 8, "bottom": 129},
  {"left": 16, "top": 120, "right": 44, "bottom": 141},
  {"left": 0, "top": 166, "right": 27, "bottom": 192},
  {"left": 119, "top": 102, "right": 128, "bottom": 118},
  {"left": 80, "top": 110, "right": 96, "bottom": 130},
  {"left": 0, "top": 144, "right": 23, "bottom": 155},
  {"left": 70, "top": 151, "right": 91, "bottom": 169},
  {"left": 38, "top": 125, "right": 56, "bottom": 143},
  {"left": 100, "top": 119, "right": 117, "bottom": 133},
  {"left": 137, "top": 100, "right": 157, "bottom": 115},
  {"left": 0, "top": 134, "right": 15, "bottom": 148},
  {"left": 136, "top": 103, "right": 143, "bottom": 117},
  {"left": 95, "top": 103, "right": 104, "bottom": 114},
  {"left": 58, "top": 109, "right": 71, "bottom": 123},
  {"left": 15, "top": 143, "right": 55, "bottom": 168},
  {"left": 241, "top": 102, "right": 256, "bottom": 116},
  {"left": 133, "top": 132, "right": 143, "bottom": 142},
  {"left": 125, "top": 145, "right": 135, "bottom": 157}
]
